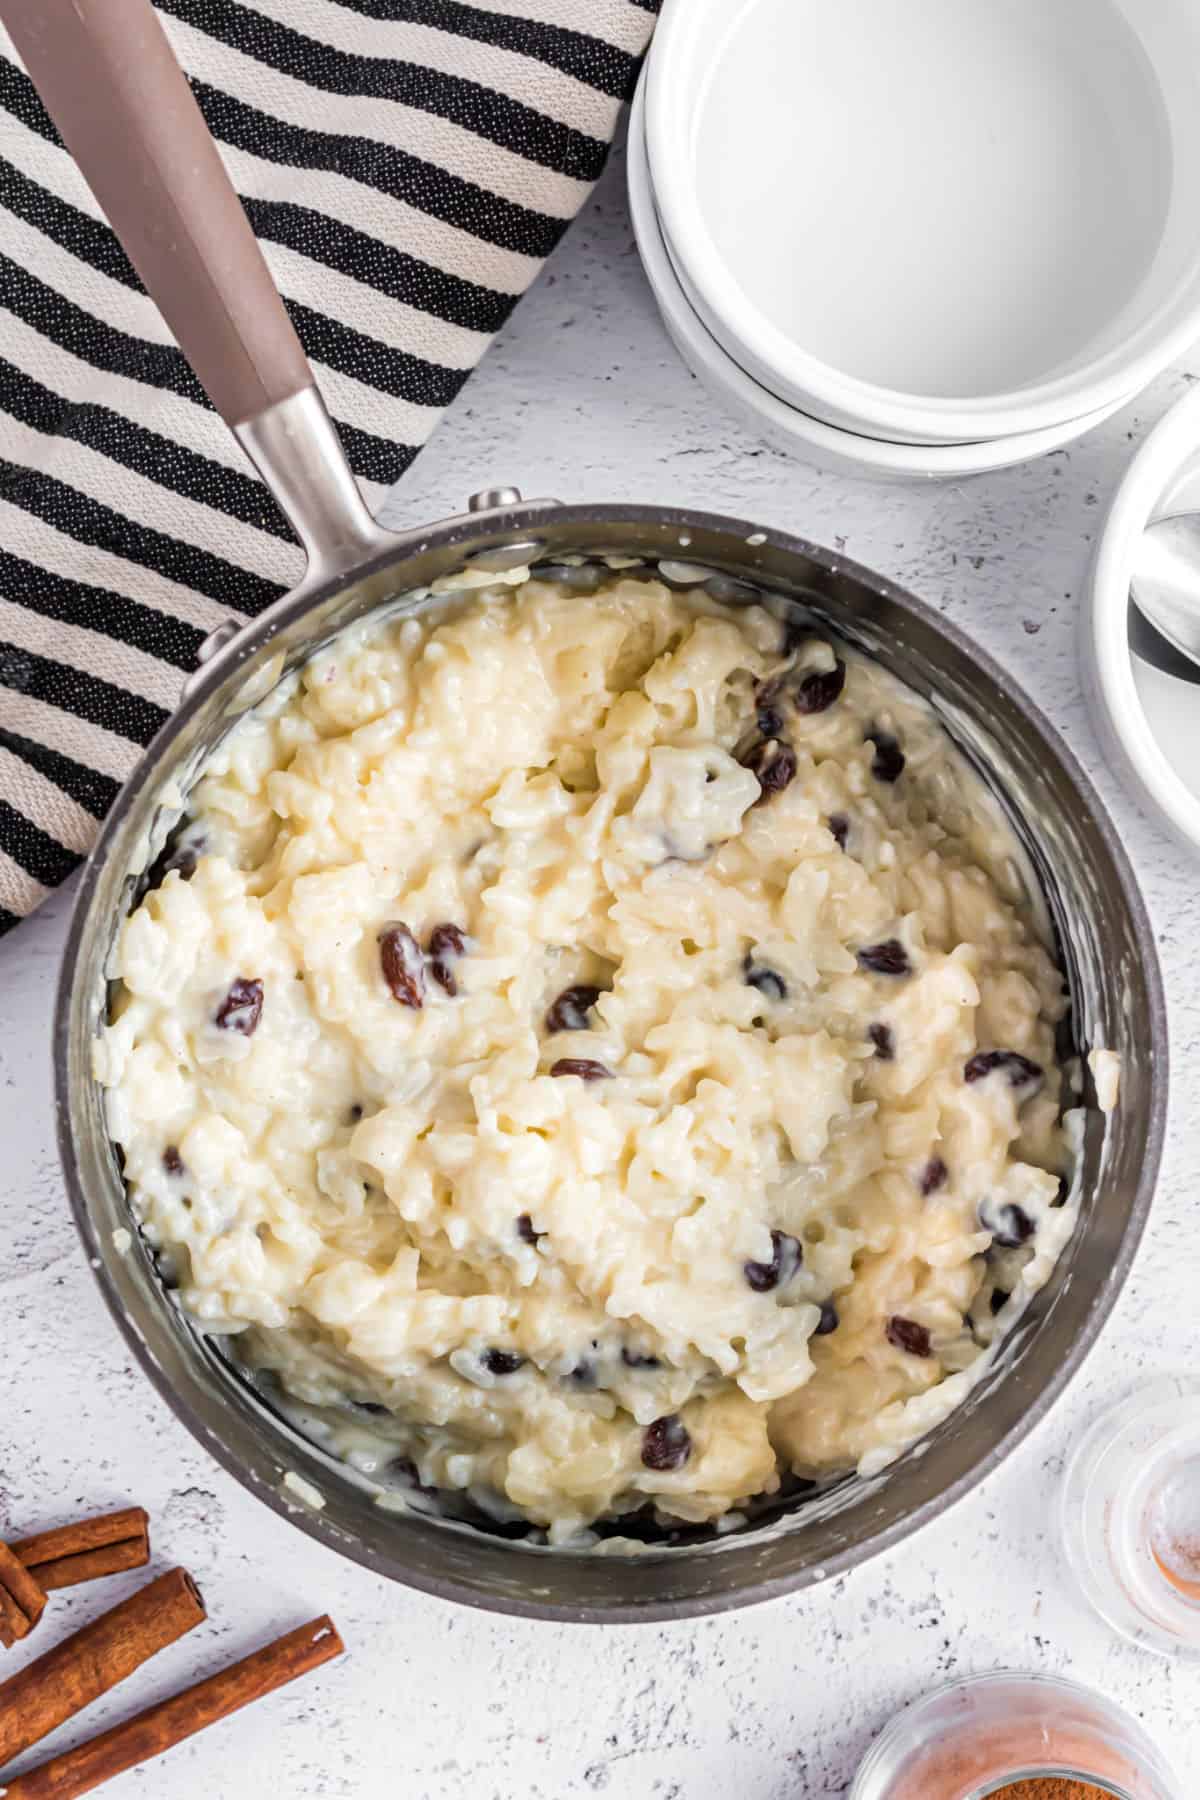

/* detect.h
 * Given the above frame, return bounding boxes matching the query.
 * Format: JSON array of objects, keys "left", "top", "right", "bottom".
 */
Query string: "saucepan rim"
[{"left": 53, "top": 500, "right": 1169, "bottom": 1620}]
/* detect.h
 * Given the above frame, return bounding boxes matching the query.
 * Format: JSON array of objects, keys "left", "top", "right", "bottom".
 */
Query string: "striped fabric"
[{"left": 0, "top": 0, "right": 657, "bottom": 931}]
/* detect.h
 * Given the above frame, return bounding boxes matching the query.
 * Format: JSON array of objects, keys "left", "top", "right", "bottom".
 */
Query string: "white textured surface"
[{"left": 4, "top": 143, "right": 1198, "bottom": 1796}]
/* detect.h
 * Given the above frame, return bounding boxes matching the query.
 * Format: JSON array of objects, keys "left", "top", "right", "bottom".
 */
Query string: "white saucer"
[{"left": 1087, "top": 383, "right": 1200, "bottom": 852}]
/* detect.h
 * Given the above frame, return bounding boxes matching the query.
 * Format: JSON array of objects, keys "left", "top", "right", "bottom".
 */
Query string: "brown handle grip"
[{"left": 3, "top": 0, "right": 313, "bottom": 427}]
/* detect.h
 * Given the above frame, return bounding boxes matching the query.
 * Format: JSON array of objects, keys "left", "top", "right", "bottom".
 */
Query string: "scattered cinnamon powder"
[
  {"left": 992, "top": 1780, "right": 1112, "bottom": 1799},
  {"left": 1151, "top": 1537, "right": 1200, "bottom": 1601}
]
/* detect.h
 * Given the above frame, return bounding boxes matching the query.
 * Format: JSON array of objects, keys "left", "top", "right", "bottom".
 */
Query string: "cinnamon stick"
[
  {"left": 0, "top": 1540, "right": 46, "bottom": 1649},
  {"left": 1, "top": 1615, "right": 344, "bottom": 1799},
  {"left": 11, "top": 1509, "right": 150, "bottom": 1592},
  {"left": 0, "top": 1566, "right": 205, "bottom": 1766}
]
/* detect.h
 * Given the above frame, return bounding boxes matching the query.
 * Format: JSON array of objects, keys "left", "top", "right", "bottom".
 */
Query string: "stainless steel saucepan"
[{"left": 21, "top": 0, "right": 1166, "bottom": 1620}]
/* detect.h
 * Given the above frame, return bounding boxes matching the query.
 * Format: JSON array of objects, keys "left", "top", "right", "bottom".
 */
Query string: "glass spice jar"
[
  {"left": 848, "top": 1672, "right": 1183, "bottom": 1800},
  {"left": 1060, "top": 1377, "right": 1200, "bottom": 1659}
]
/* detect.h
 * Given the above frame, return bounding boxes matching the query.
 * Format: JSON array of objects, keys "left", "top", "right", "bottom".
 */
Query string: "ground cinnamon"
[
  {"left": 10, "top": 1507, "right": 150, "bottom": 1592},
  {"left": 0, "top": 1540, "right": 47, "bottom": 1648},
  {"left": 1, "top": 1614, "right": 344, "bottom": 1799},
  {"left": 0, "top": 1565, "right": 205, "bottom": 1765},
  {"left": 1151, "top": 1538, "right": 1200, "bottom": 1601},
  {"left": 992, "top": 1781, "right": 1112, "bottom": 1798}
]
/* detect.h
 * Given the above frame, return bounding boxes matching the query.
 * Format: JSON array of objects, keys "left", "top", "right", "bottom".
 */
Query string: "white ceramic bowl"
[
  {"left": 651, "top": 174, "right": 1135, "bottom": 465},
  {"left": 659, "top": 200, "right": 1144, "bottom": 456},
  {"left": 1087, "top": 382, "right": 1200, "bottom": 852},
  {"left": 628, "top": 80, "right": 1133, "bottom": 483},
  {"left": 647, "top": 0, "right": 1200, "bottom": 446}
]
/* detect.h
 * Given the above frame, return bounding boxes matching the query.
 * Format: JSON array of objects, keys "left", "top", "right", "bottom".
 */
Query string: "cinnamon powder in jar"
[
  {"left": 883, "top": 1684, "right": 1161, "bottom": 1800},
  {"left": 992, "top": 1781, "right": 1113, "bottom": 1799}
]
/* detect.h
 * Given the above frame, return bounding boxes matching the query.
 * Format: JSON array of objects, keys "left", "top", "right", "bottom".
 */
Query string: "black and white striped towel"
[{"left": 0, "top": 0, "right": 658, "bottom": 932}]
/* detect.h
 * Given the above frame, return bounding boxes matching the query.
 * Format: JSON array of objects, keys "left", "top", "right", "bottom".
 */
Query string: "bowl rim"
[
  {"left": 645, "top": 0, "right": 1200, "bottom": 445},
  {"left": 1087, "top": 381, "right": 1200, "bottom": 849},
  {"left": 55, "top": 501, "right": 1170, "bottom": 1621},
  {"left": 627, "top": 76, "right": 1132, "bottom": 479}
]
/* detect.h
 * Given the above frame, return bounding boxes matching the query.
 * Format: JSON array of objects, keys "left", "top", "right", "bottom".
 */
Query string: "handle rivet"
[
  {"left": 195, "top": 618, "right": 241, "bottom": 665},
  {"left": 468, "top": 487, "right": 523, "bottom": 512}
]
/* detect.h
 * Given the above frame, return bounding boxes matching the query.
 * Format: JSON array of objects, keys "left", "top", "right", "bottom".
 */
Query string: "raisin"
[
  {"left": 743, "top": 955, "right": 787, "bottom": 1003},
  {"left": 964, "top": 1050, "right": 1043, "bottom": 1089},
  {"left": 427, "top": 922, "right": 466, "bottom": 996},
  {"left": 481, "top": 1349, "right": 525, "bottom": 1376},
  {"left": 980, "top": 1201, "right": 1036, "bottom": 1248},
  {"left": 545, "top": 984, "right": 601, "bottom": 1034},
  {"left": 163, "top": 1146, "right": 184, "bottom": 1176},
  {"left": 215, "top": 977, "right": 263, "bottom": 1036},
  {"left": 886, "top": 1316, "right": 932, "bottom": 1357},
  {"left": 868, "top": 730, "right": 906, "bottom": 782},
  {"left": 379, "top": 923, "right": 424, "bottom": 1008},
  {"left": 742, "top": 738, "right": 798, "bottom": 804},
  {"left": 550, "top": 1058, "right": 612, "bottom": 1081},
  {"left": 429, "top": 923, "right": 465, "bottom": 958},
  {"left": 141, "top": 828, "right": 206, "bottom": 895},
  {"left": 814, "top": 1300, "right": 839, "bottom": 1336},
  {"left": 795, "top": 660, "right": 846, "bottom": 714},
  {"left": 172, "top": 845, "right": 201, "bottom": 880},
  {"left": 744, "top": 1230, "right": 803, "bottom": 1293},
  {"left": 857, "top": 939, "right": 911, "bottom": 977},
  {"left": 868, "top": 1022, "right": 895, "bottom": 1061},
  {"left": 390, "top": 1456, "right": 435, "bottom": 1496},
  {"left": 919, "top": 1156, "right": 948, "bottom": 1196},
  {"left": 621, "top": 1346, "right": 660, "bottom": 1370},
  {"left": 828, "top": 813, "right": 850, "bottom": 850},
  {"left": 516, "top": 1213, "right": 541, "bottom": 1245},
  {"left": 757, "top": 704, "right": 785, "bottom": 739},
  {"left": 641, "top": 1414, "right": 691, "bottom": 1472}
]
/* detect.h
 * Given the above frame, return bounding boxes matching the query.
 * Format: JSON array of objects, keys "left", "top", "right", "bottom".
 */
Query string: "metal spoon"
[{"left": 1130, "top": 512, "right": 1200, "bottom": 681}]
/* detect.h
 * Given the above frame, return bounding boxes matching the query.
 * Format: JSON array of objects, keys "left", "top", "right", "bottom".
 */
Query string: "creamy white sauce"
[
  {"left": 1089, "top": 1046, "right": 1122, "bottom": 1115},
  {"left": 281, "top": 1470, "right": 326, "bottom": 1511}
]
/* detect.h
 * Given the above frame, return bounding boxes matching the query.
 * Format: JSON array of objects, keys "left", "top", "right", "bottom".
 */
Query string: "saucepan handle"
[{"left": 2, "top": 0, "right": 389, "bottom": 573}]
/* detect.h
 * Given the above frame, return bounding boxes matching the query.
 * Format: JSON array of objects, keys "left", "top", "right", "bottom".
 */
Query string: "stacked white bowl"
[{"left": 635, "top": 0, "right": 1200, "bottom": 480}]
